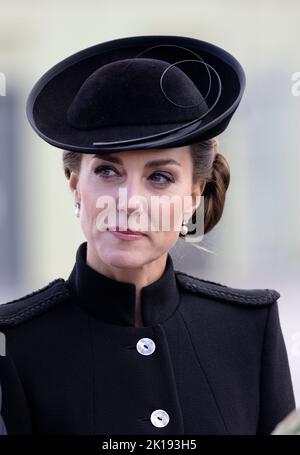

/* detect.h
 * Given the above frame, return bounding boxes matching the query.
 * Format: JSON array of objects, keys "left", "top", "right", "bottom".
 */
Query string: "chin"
[{"left": 99, "top": 248, "right": 148, "bottom": 269}]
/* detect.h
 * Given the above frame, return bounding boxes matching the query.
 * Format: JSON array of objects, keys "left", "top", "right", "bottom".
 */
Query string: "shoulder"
[
  {"left": 0, "top": 278, "right": 70, "bottom": 328},
  {"left": 174, "top": 270, "right": 280, "bottom": 306}
]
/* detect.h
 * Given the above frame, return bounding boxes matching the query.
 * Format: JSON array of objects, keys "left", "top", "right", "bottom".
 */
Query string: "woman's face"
[{"left": 69, "top": 146, "right": 205, "bottom": 269}]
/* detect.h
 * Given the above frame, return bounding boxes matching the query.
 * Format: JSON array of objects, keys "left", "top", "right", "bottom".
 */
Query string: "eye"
[
  {"left": 94, "top": 165, "right": 119, "bottom": 178},
  {"left": 94, "top": 166, "right": 174, "bottom": 185},
  {"left": 150, "top": 172, "right": 174, "bottom": 185}
]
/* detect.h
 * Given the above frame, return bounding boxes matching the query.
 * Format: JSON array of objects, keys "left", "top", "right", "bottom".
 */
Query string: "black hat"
[{"left": 26, "top": 35, "right": 246, "bottom": 153}]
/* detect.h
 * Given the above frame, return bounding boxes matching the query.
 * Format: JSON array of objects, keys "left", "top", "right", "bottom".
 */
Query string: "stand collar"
[{"left": 67, "top": 242, "right": 180, "bottom": 327}]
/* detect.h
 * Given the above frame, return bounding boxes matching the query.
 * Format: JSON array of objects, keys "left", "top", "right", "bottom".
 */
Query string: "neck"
[{"left": 86, "top": 243, "right": 168, "bottom": 327}]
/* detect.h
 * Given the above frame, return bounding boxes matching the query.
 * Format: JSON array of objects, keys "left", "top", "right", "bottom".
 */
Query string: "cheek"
[
  {"left": 146, "top": 197, "right": 184, "bottom": 236},
  {"left": 80, "top": 181, "right": 120, "bottom": 236},
  {"left": 80, "top": 175, "right": 109, "bottom": 212},
  {"left": 81, "top": 191, "right": 96, "bottom": 216},
  {"left": 78, "top": 180, "right": 103, "bottom": 230}
]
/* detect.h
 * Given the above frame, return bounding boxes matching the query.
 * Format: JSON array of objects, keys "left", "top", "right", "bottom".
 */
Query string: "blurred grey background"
[{"left": 0, "top": 0, "right": 299, "bottom": 406}]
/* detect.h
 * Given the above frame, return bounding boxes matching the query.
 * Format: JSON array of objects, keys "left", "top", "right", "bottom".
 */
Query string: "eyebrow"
[{"left": 92, "top": 154, "right": 181, "bottom": 168}]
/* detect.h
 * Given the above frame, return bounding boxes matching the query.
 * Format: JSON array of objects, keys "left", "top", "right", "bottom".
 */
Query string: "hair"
[
  {"left": 188, "top": 137, "right": 230, "bottom": 238},
  {"left": 62, "top": 137, "right": 230, "bottom": 241}
]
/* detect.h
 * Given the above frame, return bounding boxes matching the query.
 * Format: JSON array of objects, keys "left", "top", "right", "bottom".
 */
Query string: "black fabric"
[
  {"left": 0, "top": 384, "right": 7, "bottom": 435},
  {"left": 0, "top": 242, "right": 296, "bottom": 435},
  {"left": 67, "top": 242, "right": 180, "bottom": 327},
  {"left": 67, "top": 58, "right": 207, "bottom": 130},
  {"left": 26, "top": 35, "right": 246, "bottom": 153}
]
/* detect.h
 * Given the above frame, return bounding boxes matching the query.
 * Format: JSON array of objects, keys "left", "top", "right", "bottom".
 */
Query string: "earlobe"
[
  {"left": 69, "top": 172, "right": 79, "bottom": 194},
  {"left": 69, "top": 173, "right": 81, "bottom": 209},
  {"left": 69, "top": 172, "right": 81, "bottom": 215}
]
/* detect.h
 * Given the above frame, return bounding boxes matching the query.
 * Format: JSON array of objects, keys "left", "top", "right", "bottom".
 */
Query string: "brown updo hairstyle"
[{"left": 62, "top": 138, "right": 230, "bottom": 238}]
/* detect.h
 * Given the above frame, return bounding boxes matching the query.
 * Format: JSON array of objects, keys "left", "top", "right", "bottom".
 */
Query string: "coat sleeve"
[
  {"left": 0, "top": 383, "right": 7, "bottom": 435},
  {"left": 257, "top": 301, "right": 296, "bottom": 434},
  {"left": 0, "top": 347, "right": 33, "bottom": 435}
]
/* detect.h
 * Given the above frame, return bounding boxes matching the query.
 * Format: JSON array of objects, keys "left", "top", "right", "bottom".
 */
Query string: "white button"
[
  {"left": 150, "top": 409, "right": 169, "bottom": 428},
  {"left": 136, "top": 338, "right": 156, "bottom": 356}
]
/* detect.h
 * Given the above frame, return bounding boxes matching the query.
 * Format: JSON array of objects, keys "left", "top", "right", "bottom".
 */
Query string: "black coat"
[
  {"left": 0, "top": 384, "right": 7, "bottom": 435},
  {"left": 0, "top": 242, "right": 296, "bottom": 435}
]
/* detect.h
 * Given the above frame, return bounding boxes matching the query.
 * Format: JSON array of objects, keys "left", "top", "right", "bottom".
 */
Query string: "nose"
[{"left": 116, "top": 174, "right": 147, "bottom": 217}]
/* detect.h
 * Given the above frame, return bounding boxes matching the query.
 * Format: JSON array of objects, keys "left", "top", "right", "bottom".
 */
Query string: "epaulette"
[
  {"left": 0, "top": 278, "right": 70, "bottom": 327},
  {"left": 175, "top": 270, "right": 280, "bottom": 306}
]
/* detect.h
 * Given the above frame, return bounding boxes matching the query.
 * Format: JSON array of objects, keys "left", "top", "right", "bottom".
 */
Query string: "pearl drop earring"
[
  {"left": 180, "top": 220, "right": 189, "bottom": 236},
  {"left": 74, "top": 202, "right": 80, "bottom": 218}
]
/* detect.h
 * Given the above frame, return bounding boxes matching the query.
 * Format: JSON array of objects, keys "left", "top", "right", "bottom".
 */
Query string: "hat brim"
[{"left": 26, "top": 35, "right": 246, "bottom": 153}]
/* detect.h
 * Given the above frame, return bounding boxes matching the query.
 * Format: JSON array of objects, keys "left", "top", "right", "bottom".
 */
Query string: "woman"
[{"left": 0, "top": 35, "right": 296, "bottom": 435}]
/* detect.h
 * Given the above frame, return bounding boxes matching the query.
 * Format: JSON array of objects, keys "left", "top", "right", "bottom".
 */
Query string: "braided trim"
[
  {"left": 0, "top": 279, "right": 70, "bottom": 326},
  {"left": 175, "top": 271, "right": 280, "bottom": 305},
  {"left": 175, "top": 270, "right": 228, "bottom": 288},
  {"left": 1, "top": 278, "right": 66, "bottom": 304}
]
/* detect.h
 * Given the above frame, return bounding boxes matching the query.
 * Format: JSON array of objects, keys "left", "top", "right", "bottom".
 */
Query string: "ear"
[
  {"left": 69, "top": 171, "right": 80, "bottom": 202},
  {"left": 190, "top": 178, "right": 206, "bottom": 213},
  {"left": 182, "top": 178, "right": 206, "bottom": 222}
]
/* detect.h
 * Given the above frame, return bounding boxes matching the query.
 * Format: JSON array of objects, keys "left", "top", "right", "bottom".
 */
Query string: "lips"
[{"left": 114, "top": 227, "right": 146, "bottom": 235}]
